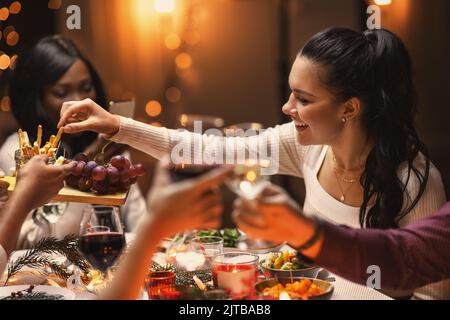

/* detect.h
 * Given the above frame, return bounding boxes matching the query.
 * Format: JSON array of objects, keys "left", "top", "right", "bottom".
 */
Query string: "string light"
[
  {"left": 9, "top": 1, "right": 22, "bottom": 14},
  {"left": 154, "top": 0, "right": 175, "bottom": 14},
  {"left": 0, "top": 7, "right": 10, "bottom": 21},
  {"left": 165, "top": 33, "right": 181, "bottom": 50},
  {"left": 145, "top": 100, "right": 163, "bottom": 117},
  {"left": 3, "top": 25, "right": 15, "bottom": 37},
  {"left": 0, "top": 54, "right": 11, "bottom": 70},
  {"left": 175, "top": 53, "right": 192, "bottom": 70},
  {"left": 6, "top": 31, "right": 19, "bottom": 46},
  {"left": 48, "top": 0, "right": 62, "bottom": 10},
  {"left": 374, "top": 0, "right": 392, "bottom": 5}
]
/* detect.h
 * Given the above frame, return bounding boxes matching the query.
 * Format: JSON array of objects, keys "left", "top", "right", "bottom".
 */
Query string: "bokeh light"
[
  {"left": 0, "top": 54, "right": 11, "bottom": 70},
  {"left": 9, "top": 54, "right": 18, "bottom": 70},
  {"left": 175, "top": 53, "right": 192, "bottom": 70},
  {"left": 165, "top": 87, "right": 182, "bottom": 103},
  {"left": 154, "top": 0, "right": 175, "bottom": 13},
  {"left": 48, "top": 0, "right": 62, "bottom": 10},
  {"left": 9, "top": 1, "right": 22, "bottom": 14},
  {"left": 0, "top": 7, "right": 10, "bottom": 21},
  {"left": 145, "top": 100, "right": 162, "bottom": 117},
  {"left": 6, "top": 31, "right": 19, "bottom": 46},
  {"left": 165, "top": 34, "right": 181, "bottom": 50}
]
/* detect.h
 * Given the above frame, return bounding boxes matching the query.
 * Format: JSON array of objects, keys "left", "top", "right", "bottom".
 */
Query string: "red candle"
[
  {"left": 212, "top": 253, "right": 259, "bottom": 299},
  {"left": 145, "top": 271, "right": 176, "bottom": 300}
]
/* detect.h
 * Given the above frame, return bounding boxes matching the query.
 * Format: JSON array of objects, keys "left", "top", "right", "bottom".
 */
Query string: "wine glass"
[
  {"left": 79, "top": 205, "right": 125, "bottom": 285},
  {"left": 223, "top": 123, "right": 270, "bottom": 200}
]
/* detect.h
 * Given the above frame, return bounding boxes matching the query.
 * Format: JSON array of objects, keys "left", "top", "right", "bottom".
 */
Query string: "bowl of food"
[
  {"left": 260, "top": 251, "right": 321, "bottom": 279},
  {"left": 255, "top": 277, "right": 334, "bottom": 300}
]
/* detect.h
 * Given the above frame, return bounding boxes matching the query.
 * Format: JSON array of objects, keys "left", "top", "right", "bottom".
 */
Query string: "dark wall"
[{"left": 0, "top": 0, "right": 56, "bottom": 146}]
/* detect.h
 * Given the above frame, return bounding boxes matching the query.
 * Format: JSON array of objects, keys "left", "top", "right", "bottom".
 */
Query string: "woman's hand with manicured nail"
[{"left": 58, "top": 98, "right": 120, "bottom": 136}]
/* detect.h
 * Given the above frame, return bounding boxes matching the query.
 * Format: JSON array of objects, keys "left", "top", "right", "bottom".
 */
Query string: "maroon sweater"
[{"left": 316, "top": 202, "right": 450, "bottom": 291}]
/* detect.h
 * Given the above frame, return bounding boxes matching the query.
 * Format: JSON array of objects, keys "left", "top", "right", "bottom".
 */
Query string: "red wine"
[
  {"left": 79, "top": 232, "right": 125, "bottom": 272},
  {"left": 169, "top": 164, "right": 220, "bottom": 182}
]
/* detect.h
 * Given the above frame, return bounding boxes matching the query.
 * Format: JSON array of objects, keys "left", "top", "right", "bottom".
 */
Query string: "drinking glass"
[{"left": 79, "top": 206, "right": 125, "bottom": 283}]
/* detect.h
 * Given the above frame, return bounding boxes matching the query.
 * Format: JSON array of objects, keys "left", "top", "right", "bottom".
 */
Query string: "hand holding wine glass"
[
  {"left": 232, "top": 183, "right": 319, "bottom": 251},
  {"left": 146, "top": 159, "right": 232, "bottom": 240}
]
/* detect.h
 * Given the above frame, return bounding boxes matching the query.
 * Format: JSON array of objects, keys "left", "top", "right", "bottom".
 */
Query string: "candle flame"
[{"left": 279, "top": 291, "right": 291, "bottom": 300}]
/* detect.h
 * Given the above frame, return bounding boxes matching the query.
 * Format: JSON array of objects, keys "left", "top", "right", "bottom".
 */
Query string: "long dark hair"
[
  {"left": 9, "top": 35, "right": 108, "bottom": 157},
  {"left": 300, "top": 27, "right": 430, "bottom": 229}
]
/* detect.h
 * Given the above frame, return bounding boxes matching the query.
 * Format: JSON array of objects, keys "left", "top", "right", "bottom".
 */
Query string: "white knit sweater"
[{"left": 109, "top": 116, "right": 448, "bottom": 300}]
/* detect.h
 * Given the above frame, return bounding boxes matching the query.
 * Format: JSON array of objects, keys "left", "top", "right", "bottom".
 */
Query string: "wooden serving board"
[{"left": 0, "top": 176, "right": 128, "bottom": 206}]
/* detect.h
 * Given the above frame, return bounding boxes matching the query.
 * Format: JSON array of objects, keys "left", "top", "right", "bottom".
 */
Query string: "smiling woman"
[{"left": 56, "top": 27, "right": 448, "bottom": 299}]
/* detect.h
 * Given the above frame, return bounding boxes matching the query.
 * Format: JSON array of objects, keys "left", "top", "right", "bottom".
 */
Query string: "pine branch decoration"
[{"left": 6, "top": 234, "right": 90, "bottom": 285}]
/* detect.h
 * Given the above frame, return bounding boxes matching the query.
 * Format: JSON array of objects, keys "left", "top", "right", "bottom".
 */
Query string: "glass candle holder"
[
  {"left": 14, "top": 149, "right": 56, "bottom": 176},
  {"left": 189, "top": 236, "right": 224, "bottom": 269},
  {"left": 212, "top": 252, "right": 259, "bottom": 299},
  {"left": 145, "top": 271, "right": 176, "bottom": 300}
]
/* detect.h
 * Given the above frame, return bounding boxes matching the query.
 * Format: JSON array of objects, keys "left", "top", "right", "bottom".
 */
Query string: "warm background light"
[
  {"left": 145, "top": 100, "right": 163, "bottom": 117},
  {"left": 0, "top": 96, "right": 11, "bottom": 112},
  {"left": 175, "top": 53, "right": 192, "bottom": 70},
  {"left": 9, "top": 1, "right": 22, "bottom": 15},
  {"left": 9, "top": 54, "right": 18, "bottom": 70},
  {"left": 0, "top": 7, "right": 10, "bottom": 21},
  {"left": 165, "top": 87, "right": 182, "bottom": 103},
  {"left": 48, "top": 0, "right": 62, "bottom": 10},
  {"left": 6, "top": 31, "right": 19, "bottom": 46},
  {"left": 0, "top": 54, "right": 11, "bottom": 70},
  {"left": 154, "top": 0, "right": 175, "bottom": 14},
  {"left": 374, "top": 0, "right": 392, "bottom": 5},
  {"left": 165, "top": 33, "right": 181, "bottom": 50}
]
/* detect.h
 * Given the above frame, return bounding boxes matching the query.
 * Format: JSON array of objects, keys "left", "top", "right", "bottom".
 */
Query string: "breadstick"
[
  {"left": 22, "top": 131, "right": 30, "bottom": 148},
  {"left": 52, "top": 127, "right": 64, "bottom": 148},
  {"left": 36, "top": 125, "right": 43, "bottom": 148}
]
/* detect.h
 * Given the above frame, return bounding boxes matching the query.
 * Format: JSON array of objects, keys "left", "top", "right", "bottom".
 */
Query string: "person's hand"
[
  {"left": 57, "top": 98, "right": 120, "bottom": 136},
  {"left": 232, "top": 183, "right": 312, "bottom": 247},
  {"left": 146, "top": 160, "right": 231, "bottom": 239},
  {"left": 0, "top": 169, "right": 8, "bottom": 207},
  {"left": 13, "top": 156, "right": 76, "bottom": 211}
]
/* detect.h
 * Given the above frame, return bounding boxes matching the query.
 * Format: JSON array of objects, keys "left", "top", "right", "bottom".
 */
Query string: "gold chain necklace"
[
  {"left": 333, "top": 168, "right": 358, "bottom": 202},
  {"left": 331, "top": 151, "right": 364, "bottom": 202}
]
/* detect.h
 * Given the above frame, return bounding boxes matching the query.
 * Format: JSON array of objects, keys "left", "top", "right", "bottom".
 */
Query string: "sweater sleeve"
[
  {"left": 108, "top": 117, "right": 308, "bottom": 177},
  {"left": 396, "top": 157, "right": 449, "bottom": 299},
  {"left": 316, "top": 202, "right": 450, "bottom": 291}
]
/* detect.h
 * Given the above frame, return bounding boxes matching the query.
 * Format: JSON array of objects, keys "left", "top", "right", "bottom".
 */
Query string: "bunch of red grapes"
[{"left": 64, "top": 153, "right": 145, "bottom": 194}]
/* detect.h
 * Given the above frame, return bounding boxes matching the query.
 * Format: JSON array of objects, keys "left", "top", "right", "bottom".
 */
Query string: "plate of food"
[
  {"left": 260, "top": 250, "right": 321, "bottom": 279},
  {"left": 0, "top": 285, "right": 76, "bottom": 300},
  {"left": 255, "top": 277, "right": 334, "bottom": 300}
]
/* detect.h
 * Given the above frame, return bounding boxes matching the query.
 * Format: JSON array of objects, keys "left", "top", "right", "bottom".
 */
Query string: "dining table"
[{"left": 1, "top": 237, "right": 392, "bottom": 301}]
